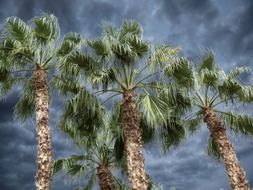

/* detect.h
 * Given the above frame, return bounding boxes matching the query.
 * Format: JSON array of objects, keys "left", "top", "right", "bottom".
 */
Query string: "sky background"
[{"left": 0, "top": 0, "right": 253, "bottom": 189}]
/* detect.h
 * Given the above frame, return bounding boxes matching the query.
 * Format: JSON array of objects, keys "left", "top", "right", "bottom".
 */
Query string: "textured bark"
[
  {"left": 97, "top": 165, "right": 115, "bottom": 190},
  {"left": 33, "top": 67, "right": 52, "bottom": 190},
  {"left": 121, "top": 91, "right": 148, "bottom": 190},
  {"left": 203, "top": 107, "right": 250, "bottom": 190}
]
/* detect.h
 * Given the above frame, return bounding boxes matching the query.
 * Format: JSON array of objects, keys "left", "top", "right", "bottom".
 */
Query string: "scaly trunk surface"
[
  {"left": 203, "top": 107, "right": 250, "bottom": 190},
  {"left": 33, "top": 67, "right": 52, "bottom": 190},
  {"left": 97, "top": 165, "right": 115, "bottom": 190},
  {"left": 121, "top": 91, "right": 148, "bottom": 190}
]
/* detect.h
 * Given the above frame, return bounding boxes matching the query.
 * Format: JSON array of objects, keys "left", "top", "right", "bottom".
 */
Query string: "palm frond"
[
  {"left": 158, "top": 83, "right": 192, "bottom": 112},
  {"left": 0, "top": 66, "right": 10, "bottom": 82},
  {"left": 33, "top": 14, "right": 59, "bottom": 42},
  {"left": 120, "top": 20, "right": 143, "bottom": 38},
  {"left": 13, "top": 80, "right": 35, "bottom": 121},
  {"left": 220, "top": 111, "right": 253, "bottom": 135},
  {"left": 60, "top": 50, "right": 98, "bottom": 76},
  {"left": 52, "top": 155, "right": 87, "bottom": 175},
  {"left": 57, "top": 32, "right": 82, "bottom": 56},
  {"left": 183, "top": 114, "right": 202, "bottom": 134},
  {"left": 238, "top": 85, "right": 253, "bottom": 102},
  {"left": 164, "top": 58, "right": 194, "bottom": 88},
  {"left": 198, "top": 52, "right": 216, "bottom": 72},
  {"left": 140, "top": 117, "right": 155, "bottom": 143},
  {"left": 5, "top": 17, "right": 31, "bottom": 43},
  {"left": 88, "top": 39, "right": 111, "bottom": 58},
  {"left": 227, "top": 66, "right": 250, "bottom": 80},
  {"left": 207, "top": 136, "right": 221, "bottom": 160},
  {"left": 114, "top": 177, "right": 130, "bottom": 190},
  {"left": 51, "top": 75, "right": 81, "bottom": 95},
  {"left": 160, "top": 117, "right": 186, "bottom": 151},
  {"left": 138, "top": 93, "right": 171, "bottom": 127},
  {"left": 67, "top": 164, "right": 89, "bottom": 176},
  {"left": 148, "top": 45, "right": 180, "bottom": 70},
  {"left": 199, "top": 68, "right": 221, "bottom": 87},
  {"left": 58, "top": 88, "right": 105, "bottom": 141},
  {"left": 89, "top": 68, "right": 116, "bottom": 90},
  {"left": 0, "top": 79, "right": 15, "bottom": 99},
  {"left": 127, "top": 34, "right": 148, "bottom": 57}
]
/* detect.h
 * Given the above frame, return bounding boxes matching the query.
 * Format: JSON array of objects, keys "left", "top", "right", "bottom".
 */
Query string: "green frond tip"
[
  {"left": 218, "top": 79, "right": 253, "bottom": 102},
  {"left": 33, "top": 14, "right": 59, "bottom": 42},
  {"left": 5, "top": 17, "right": 31, "bottom": 42},
  {"left": 138, "top": 93, "right": 171, "bottom": 127},
  {"left": 62, "top": 50, "right": 98, "bottom": 76},
  {"left": 198, "top": 51, "right": 216, "bottom": 72},
  {"left": 164, "top": 58, "right": 194, "bottom": 88},
  {"left": 227, "top": 66, "right": 250, "bottom": 80},
  {"left": 57, "top": 32, "right": 82, "bottom": 56},
  {"left": 88, "top": 39, "right": 111, "bottom": 58},
  {"left": 221, "top": 111, "right": 253, "bottom": 136},
  {"left": 120, "top": 20, "right": 143, "bottom": 37}
]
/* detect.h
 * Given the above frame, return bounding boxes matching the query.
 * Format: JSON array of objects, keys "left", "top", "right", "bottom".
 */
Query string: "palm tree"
[
  {"left": 58, "top": 20, "right": 179, "bottom": 189},
  {"left": 0, "top": 14, "right": 80, "bottom": 190},
  {"left": 163, "top": 52, "right": 253, "bottom": 189},
  {"left": 52, "top": 113, "right": 131, "bottom": 190}
]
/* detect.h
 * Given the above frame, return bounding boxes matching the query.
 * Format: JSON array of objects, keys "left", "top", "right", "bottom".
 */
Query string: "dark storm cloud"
[
  {"left": 231, "top": 1, "right": 253, "bottom": 56},
  {"left": 0, "top": 122, "right": 36, "bottom": 190},
  {"left": 159, "top": 0, "right": 218, "bottom": 24}
]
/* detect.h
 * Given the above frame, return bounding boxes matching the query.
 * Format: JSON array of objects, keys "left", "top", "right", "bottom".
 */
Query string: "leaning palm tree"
[
  {"left": 0, "top": 14, "right": 80, "bottom": 190},
  {"left": 163, "top": 52, "right": 253, "bottom": 190},
  {"left": 58, "top": 20, "right": 179, "bottom": 189}
]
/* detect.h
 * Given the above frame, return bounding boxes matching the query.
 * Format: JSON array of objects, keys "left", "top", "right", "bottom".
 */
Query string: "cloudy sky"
[{"left": 0, "top": 0, "right": 253, "bottom": 189}]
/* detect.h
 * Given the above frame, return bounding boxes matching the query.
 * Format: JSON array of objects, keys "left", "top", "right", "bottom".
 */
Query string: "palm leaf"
[
  {"left": 198, "top": 52, "right": 216, "bottom": 72},
  {"left": 13, "top": 80, "right": 35, "bottom": 121},
  {"left": 227, "top": 66, "right": 250, "bottom": 80},
  {"left": 207, "top": 136, "right": 221, "bottom": 160},
  {"left": 138, "top": 93, "right": 171, "bottom": 127},
  {"left": 5, "top": 17, "right": 31, "bottom": 42},
  {"left": 120, "top": 20, "right": 143, "bottom": 38},
  {"left": 160, "top": 117, "right": 186, "bottom": 151},
  {"left": 33, "top": 14, "right": 59, "bottom": 42},
  {"left": 148, "top": 45, "right": 180, "bottom": 70},
  {"left": 52, "top": 155, "right": 88, "bottom": 175},
  {"left": 57, "top": 32, "right": 82, "bottom": 56},
  {"left": 165, "top": 58, "right": 194, "bottom": 88},
  {"left": 183, "top": 114, "right": 202, "bottom": 134},
  {"left": 221, "top": 111, "right": 253, "bottom": 135}
]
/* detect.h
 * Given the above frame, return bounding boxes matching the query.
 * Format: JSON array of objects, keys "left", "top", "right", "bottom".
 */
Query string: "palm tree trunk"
[
  {"left": 203, "top": 107, "right": 250, "bottom": 190},
  {"left": 121, "top": 91, "right": 148, "bottom": 190},
  {"left": 33, "top": 67, "right": 52, "bottom": 190},
  {"left": 97, "top": 165, "right": 115, "bottom": 190}
]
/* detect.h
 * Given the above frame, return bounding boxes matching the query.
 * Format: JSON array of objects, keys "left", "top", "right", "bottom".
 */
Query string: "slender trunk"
[
  {"left": 203, "top": 107, "right": 250, "bottom": 190},
  {"left": 97, "top": 165, "right": 115, "bottom": 190},
  {"left": 33, "top": 67, "right": 52, "bottom": 190},
  {"left": 121, "top": 91, "right": 148, "bottom": 190}
]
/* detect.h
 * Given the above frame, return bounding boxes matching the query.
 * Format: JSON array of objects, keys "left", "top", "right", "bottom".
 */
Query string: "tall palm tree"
[
  {"left": 0, "top": 14, "right": 80, "bottom": 190},
  {"left": 58, "top": 20, "right": 179, "bottom": 189},
  {"left": 163, "top": 52, "right": 253, "bottom": 189}
]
